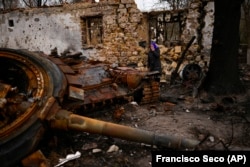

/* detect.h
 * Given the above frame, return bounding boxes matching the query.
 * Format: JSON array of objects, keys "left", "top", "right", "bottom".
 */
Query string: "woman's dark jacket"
[{"left": 148, "top": 48, "right": 161, "bottom": 73}]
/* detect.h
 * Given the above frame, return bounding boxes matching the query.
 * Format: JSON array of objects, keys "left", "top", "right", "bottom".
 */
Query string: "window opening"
[
  {"left": 81, "top": 16, "right": 103, "bottom": 47},
  {"left": 8, "top": 19, "right": 14, "bottom": 27},
  {"left": 149, "top": 12, "right": 185, "bottom": 46}
]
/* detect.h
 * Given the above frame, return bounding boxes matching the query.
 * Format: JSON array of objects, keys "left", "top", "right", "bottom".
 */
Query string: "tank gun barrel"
[{"left": 50, "top": 109, "right": 200, "bottom": 150}]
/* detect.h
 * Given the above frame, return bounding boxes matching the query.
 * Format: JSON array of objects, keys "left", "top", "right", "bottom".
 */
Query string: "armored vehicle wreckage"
[{"left": 0, "top": 48, "right": 199, "bottom": 167}]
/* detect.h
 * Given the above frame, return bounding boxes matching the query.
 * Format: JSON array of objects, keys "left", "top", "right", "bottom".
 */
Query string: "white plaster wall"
[
  {"left": 0, "top": 0, "right": 74, "bottom": 9},
  {"left": 201, "top": 1, "right": 214, "bottom": 55},
  {"left": 0, "top": 11, "right": 82, "bottom": 55}
]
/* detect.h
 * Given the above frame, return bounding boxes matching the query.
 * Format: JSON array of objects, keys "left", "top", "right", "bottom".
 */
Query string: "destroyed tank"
[{"left": 0, "top": 48, "right": 199, "bottom": 167}]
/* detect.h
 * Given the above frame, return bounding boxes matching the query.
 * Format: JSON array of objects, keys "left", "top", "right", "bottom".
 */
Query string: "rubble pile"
[
  {"left": 132, "top": 43, "right": 210, "bottom": 83},
  {"left": 159, "top": 44, "right": 209, "bottom": 81}
]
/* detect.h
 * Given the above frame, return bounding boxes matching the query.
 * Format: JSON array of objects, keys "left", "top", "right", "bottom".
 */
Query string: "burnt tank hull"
[{"left": 0, "top": 48, "right": 199, "bottom": 167}]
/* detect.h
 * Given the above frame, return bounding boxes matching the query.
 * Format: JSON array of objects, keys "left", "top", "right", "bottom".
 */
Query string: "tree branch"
[{"left": 22, "top": 0, "right": 32, "bottom": 8}]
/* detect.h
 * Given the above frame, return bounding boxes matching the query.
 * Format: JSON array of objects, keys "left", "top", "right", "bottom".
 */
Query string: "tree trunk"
[
  {"left": 243, "top": 0, "right": 250, "bottom": 46},
  {"left": 2, "top": 0, "right": 6, "bottom": 10},
  {"left": 37, "top": 0, "right": 42, "bottom": 7},
  {"left": 204, "top": 0, "right": 245, "bottom": 95}
]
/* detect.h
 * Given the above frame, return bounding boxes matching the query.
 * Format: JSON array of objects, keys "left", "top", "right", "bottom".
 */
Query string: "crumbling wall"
[
  {"left": 153, "top": 0, "right": 214, "bottom": 82},
  {"left": 182, "top": 0, "right": 214, "bottom": 52},
  {"left": 0, "top": 0, "right": 147, "bottom": 67},
  {"left": 0, "top": 0, "right": 215, "bottom": 77},
  {"left": 201, "top": 1, "right": 214, "bottom": 57},
  {"left": 0, "top": 4, "right": 86, "bottom": 55},
  {"left": 179, "top": 0, "right": 214, "bottom": 71}
]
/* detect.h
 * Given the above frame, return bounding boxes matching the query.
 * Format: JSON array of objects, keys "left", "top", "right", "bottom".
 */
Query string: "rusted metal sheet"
[
  {"left": 99, "top": 87, "right": 112, "bottom": 93},
  {"left": 58, "top": 64, "right": 75, "bottom": 74},
  {"left": 0, "top": 83, "right": 11, "bottom": 98},
  {"left": 47, "top": 57, "right": 66, "bottom": 65},
  {"left": 126, "top": 71, "right": 143, "bottom": 89},
  {"left": 22, "top": 150, "right": 49, "bottom": 167},
  {"left": 77, "top": 65, "right": 111, "bottom": 86},
  {"left": 65, "top": 66, "right": 112, "bottom": 87},
  {"left": 65, "top": 74, "right": 83, "bottom": 86},
  {"left": 69, "top": 86, "right": 84, "bottom": 101},
  {"left": 48, "top": 57, "right": 75, "bottom": 74},
  {"left": 38, "top": 97, "right": 57, "bottom": 120},
  {"left": 114, "top": 87, "right": 127, "bottom": 97}
]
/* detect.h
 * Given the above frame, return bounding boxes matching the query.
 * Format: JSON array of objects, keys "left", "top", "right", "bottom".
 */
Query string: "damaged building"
[
  {"left": 0, "top": 0, "right": 215, "bottom": 82},
  {"left": 2, "top": 1, "right": 250, "bottom": 167}
]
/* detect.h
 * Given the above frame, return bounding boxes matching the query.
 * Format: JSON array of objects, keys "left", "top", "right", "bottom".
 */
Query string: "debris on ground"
[{"left": 54, "top": 151, "right": 81, "bottom": 167}]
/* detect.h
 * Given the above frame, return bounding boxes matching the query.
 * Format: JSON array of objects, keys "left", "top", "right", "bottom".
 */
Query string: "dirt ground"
[{"left": 36, "top": 66, "right": 250, "bottom": 167}]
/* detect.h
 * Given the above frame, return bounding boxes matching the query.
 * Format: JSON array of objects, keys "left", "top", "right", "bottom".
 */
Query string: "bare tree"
[
  {"left": 22, "top": 0, "right": 34, "bottom": 7},
  {"left": 37, "top": 0, "right": 42, "bottom": 6},
  {"left": 159, "top": 0, "right": 190, "bottom": 10},
  {"left": 204, "top": 0, "right": 245, "bottom": 95},
  {"left": 0, "top": 0, "right": 6, "bottom": 9},
  {"left": 22, "top": 0, "right": 49, "bottom": 7},
  {"left": 0, "top": 0, "right": 19, "bottom": 10}
]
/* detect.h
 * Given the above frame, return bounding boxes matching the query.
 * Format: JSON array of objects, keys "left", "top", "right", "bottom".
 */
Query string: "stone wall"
[
  {"left": 0, "top": 0, "right": 148, "bottom": 67},
  {"left": 0, "top": 0, "right": 215, "bottom": 79},
  {"left": 179, "top": 0, "right": 214, "bottom": 71}
]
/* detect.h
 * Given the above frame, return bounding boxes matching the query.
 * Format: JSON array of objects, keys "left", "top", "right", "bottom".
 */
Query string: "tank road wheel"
[
  {"left": 0, "top": 48, "right": 66, "bottom": 167},
  {"left": 180, "top": 63, "right": 202, "bottom": 81}
]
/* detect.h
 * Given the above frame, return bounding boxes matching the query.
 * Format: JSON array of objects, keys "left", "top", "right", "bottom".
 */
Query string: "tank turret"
[{"left": 0, "top": 48, "right": 199, "bottom": 167}]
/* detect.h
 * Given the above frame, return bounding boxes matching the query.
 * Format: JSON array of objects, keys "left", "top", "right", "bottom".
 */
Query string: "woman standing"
[{"left": 147, "top": 41, "right": 161, "bottom": 73}]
